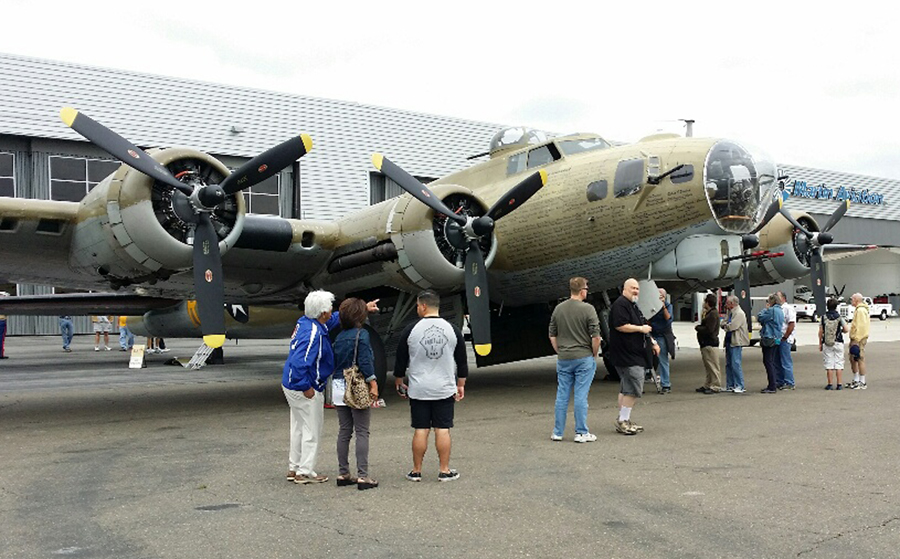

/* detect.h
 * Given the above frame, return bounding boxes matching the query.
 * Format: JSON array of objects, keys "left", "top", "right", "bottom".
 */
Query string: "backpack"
[{"left": 822, "top": 316, "right": 840, "bottom": 347}]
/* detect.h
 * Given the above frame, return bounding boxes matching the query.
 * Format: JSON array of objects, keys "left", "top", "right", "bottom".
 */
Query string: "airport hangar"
[{"left": 1, "top": 52, "right": 898, "bottom": 336}]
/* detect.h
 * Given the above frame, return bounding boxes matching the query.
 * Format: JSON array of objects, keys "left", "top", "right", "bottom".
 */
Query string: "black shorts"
[{"left": 409, "top": 396, "right": 455, "bottom": 429}]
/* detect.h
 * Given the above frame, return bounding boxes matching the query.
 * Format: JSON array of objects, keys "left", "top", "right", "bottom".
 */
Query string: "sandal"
[
  {"left": 336, "top": 475, "right": 358, "bottom": 487},
  {"left": 357, "top": 477, "right": 379, "bottom": 490}
]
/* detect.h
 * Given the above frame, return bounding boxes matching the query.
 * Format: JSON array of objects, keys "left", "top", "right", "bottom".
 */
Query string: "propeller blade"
[
  {"left": 821, "top": 199, "right": 850, "bottom": 233},
  {"left": 809, "top": 249, "right": 828, "bottom": 318},
  {"left": 463, "top": 240, "right": 491, "bottom": 356},
  {"left": 372, "top": 154, "right": 466, "bottom": 224},
  {"left": 487, "top": 169, "right": 547, "bottom": 221},
  {"left": 192, "top": 213, "right": 226, "bottom": 348},
  {"left": 59, "top": 107, "right": 191, "bottom": 195},
  {"left": 219, "top": 134, "right": 313, "bottom": 195},
  {"left": 778, "top": 206, "right": 812, "bottom": 237},
  {"left": 750, "top": 197, "right": 783, "bottom": 234},
  {"left": 734, "top": 262, "right": 752, "bottom": 331}
]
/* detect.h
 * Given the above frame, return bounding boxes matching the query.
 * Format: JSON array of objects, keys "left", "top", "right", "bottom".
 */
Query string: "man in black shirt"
[{"left": 609, "top": 278, "right": 659, "bottom": 435}]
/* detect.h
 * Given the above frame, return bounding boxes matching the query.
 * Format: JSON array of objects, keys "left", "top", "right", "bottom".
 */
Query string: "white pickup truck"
[
  {"left": 790, "top": 301, "right": 819, "bottom": 322},
  {"left": 839, "top": 297, "right": 896, "bottom": 321}
]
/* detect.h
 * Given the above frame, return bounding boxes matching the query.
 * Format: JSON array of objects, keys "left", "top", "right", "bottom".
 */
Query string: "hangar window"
[
  {"left": 49, "top": 156, "right": 119, "bottom": 202},
  {"left": 0, "top": 152, "right": 15, "bottom": 198},
  {"left": 241, "top": 174, "right": 282, "bottom": 216},
  {"left": 370, "top": 172, "right": 437, "bottom": 204}
]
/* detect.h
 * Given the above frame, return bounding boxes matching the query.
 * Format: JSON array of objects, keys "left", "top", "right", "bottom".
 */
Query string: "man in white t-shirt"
[
  {"left": 776, "top": 291, "right": 796, "bottom": 389},
  {"left": 394, "top": 290, "right": 468, "bottom": 482}
]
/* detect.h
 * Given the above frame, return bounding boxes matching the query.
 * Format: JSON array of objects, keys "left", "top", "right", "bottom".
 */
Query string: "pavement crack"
[{"left": 796, "top": 516, "right": 900, "bottom": 556}]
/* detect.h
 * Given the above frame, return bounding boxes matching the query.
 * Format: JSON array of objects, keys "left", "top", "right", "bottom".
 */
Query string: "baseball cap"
[{"left": 849, "top": 344, "right": 861, "bottom": 360}]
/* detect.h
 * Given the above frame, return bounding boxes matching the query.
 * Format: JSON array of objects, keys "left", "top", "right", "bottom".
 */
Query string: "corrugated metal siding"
[
  {"left": 0, "top": 53, "right": 506, "bottom": 220},
  {"left": 780, "top": 164, "right": 900, "bottom": 222}
]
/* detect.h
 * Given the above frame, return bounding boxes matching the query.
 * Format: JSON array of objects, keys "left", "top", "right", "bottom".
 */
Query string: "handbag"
[{"left": 342, "top": 330, "right": 372, "bottom": 409}]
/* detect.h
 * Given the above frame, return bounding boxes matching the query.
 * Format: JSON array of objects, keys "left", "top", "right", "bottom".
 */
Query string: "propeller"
[
  {"left": 778, "top": 200, "right": 851, "bottom": 317},
  {"left": 372, "top": 154, "right": 547, "bottom": 356},
  {"left": 60, "top": 107, "right": 313, "bottom": 347}
]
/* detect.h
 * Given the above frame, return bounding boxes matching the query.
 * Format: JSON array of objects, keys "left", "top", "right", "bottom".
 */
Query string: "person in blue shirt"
[
  {"left": 282, "top": 290, "right": 378, "bottom": 485},
  {"left": 757, "top": 294, "right": 784, "bottom": 394},
  {"left": 649, "top": 288, "right": 675, "bottom": 393}
]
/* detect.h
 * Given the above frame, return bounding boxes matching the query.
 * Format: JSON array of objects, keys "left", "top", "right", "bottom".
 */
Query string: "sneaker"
[
  {"left": 626, "top": 421, "right": 644, "bottom": 432},
  {"left": 824, "top": 384, "right": 834, "bottom": 390},
  {"left": 695, "top": 386, "right": 707, "bottom": 393},
  {"left": 574, "top": 432, "right": 597, "bottom": 443},
  {"left": 732, "top": 387, "right": 746, "bottom": 394},
  {"left": 294, "top": 473, "right": 328, "bottom": 484},
  {"left": 846, "top": 381, "right": 857, "bottom": 389},
  {"left": 105, "top": 346, "right": 111, "bottom": 351},
  {"left": 854, "top": 382, "right": 867, "bottom": 390},
  {"left": 780, "top": 384, "right": 795, "bottom": 390},
  {"left": 836, "top": 384, "right": 843, "bottom": 391},
  {"left": 722, "top": 387, "right": 734, "bottom": 393},
  {"left": 120, "top": 347, "right": 128, "bottom": 351},
  {"left": 63, "top": 347, "right": 72, "bottom": 352},
  {"left": 760, "top": 388, "right": 777, "bottom": 394},
  {"left": 438, "top": 469, "right": 460, "bottom": 482},
  {"left": 662, "top": 386, "right": 671, "bottom": 393},
  {"left": 160, "top": 348, "right": 170, "bottom": 353},
  {"left": 550, "top": 434, "right": 563, "bottom": 441},
  {"left": 702, "top": 388, "right": 718, "bottom": 394},
  {"left": 94, "top": 347, "right": 99, "bottom": 352},
  {"left": 405, "top": 471, "right": 422, "bottom": 482},
  {"left": 615, "top": 420, "right": 637, "bottom": 435},
  {"left": 286, "top": 471, "right": 296, "bottom": 482}
]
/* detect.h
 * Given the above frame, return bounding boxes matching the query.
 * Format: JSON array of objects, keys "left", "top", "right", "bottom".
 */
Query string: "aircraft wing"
[
  {"left": 0, "top": 292, "right": 180, "bottom": 316},
  {"left": 822, "top": 244, "right": 879, "bottom": 262}
]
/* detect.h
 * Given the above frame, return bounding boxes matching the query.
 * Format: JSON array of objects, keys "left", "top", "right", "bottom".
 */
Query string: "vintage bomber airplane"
[{"left": 0, "top": 108, "right": 852, "bottom": 382}]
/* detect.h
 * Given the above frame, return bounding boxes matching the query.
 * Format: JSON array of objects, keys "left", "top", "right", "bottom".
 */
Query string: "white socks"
[
  {"left": 854, "top": 373, "right": 861, "bottom": 382},
  {"left": 860, "top": 375, "right": 866, "bottom": 385},
  {"left": 618, "top": 407, "right": 632, "bottom": 422}
]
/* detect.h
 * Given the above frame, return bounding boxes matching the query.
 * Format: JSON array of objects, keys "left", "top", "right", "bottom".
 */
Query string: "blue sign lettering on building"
[{"left": 789, "top": 180, "right": 884, "bottom": 206}]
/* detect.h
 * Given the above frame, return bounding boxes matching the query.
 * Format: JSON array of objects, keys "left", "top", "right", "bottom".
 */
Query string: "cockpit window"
[
  {"left": 527, "top": 144, "right": 561, "bottom": 169},
  {"left": 558, "top": 138, "right": 610, "bottom": 156}
]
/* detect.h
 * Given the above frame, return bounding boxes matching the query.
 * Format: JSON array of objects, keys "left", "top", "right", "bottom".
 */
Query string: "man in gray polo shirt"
[{"left": 549, "top": 277, "right": 601, "bottom": 443}]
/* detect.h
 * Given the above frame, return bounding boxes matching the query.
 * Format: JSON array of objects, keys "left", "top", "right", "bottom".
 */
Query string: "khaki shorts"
[{"left": 850, "top": 337, "right": 868, "bottom": 362}]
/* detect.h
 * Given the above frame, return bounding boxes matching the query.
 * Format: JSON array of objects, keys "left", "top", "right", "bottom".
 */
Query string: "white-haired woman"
[{"left": 281, "top": 290, "right": 378, "bottom": 485}]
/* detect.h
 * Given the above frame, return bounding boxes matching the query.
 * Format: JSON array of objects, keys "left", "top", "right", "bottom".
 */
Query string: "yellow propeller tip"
[
  {"left": 204, "top": 334, "right": 226, "bottom": 349},
  {"left": 538, "top": 169, "right": 548, "bottom": 184},
  {"left": 371, "top": 153, "right": 383, "bottom": 170},
  {"left": 300, "top": 134, "right": 313, "bottom": 154},
  {"left": 60, "top": 107, "right": 78, "bottom": 127},
  {"left": 475, "top": 343, "right": 492, "bottom": 356}
]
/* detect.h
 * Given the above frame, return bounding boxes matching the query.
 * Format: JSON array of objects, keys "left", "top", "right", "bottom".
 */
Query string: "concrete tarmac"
[{"left": 1, "top": 322, "right": 899, "bottom": 559}]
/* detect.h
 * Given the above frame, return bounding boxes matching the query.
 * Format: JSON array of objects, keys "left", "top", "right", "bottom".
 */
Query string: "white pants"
[{"left": 283, "top": 386, "right": 324, "bottom": 476}]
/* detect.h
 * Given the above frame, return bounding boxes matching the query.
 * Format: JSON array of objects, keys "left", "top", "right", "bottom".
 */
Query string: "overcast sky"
[{"left": 3, "top": 1, "right": 899, "bottom": 178}]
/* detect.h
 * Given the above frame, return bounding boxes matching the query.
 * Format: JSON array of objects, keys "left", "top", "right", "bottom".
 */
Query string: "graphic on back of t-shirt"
[{"left": 419, "top": 324, "right": 449, "bottom": 359}]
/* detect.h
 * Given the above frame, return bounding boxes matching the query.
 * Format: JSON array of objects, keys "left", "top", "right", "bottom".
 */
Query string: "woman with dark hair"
[
  {"left": 694, "top": 293, "right": 722, "bottom": 394},
  {"left": 331, "top": 297, "right": 379, "bottom": 490}
]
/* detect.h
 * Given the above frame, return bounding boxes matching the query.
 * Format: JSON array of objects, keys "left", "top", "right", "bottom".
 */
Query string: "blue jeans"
[
  {"left": 725, "top": 344, "right": 744, "bottom": 390},
  {"left": 776, "top": 340, "right": 795, "bottom": 387},
  {"left": 652, "top": 334, "right": 670, "bottom": 388},
  {"left": 119, "top": 326, "right": 134, "bottom": 349},
  {"left": 554, "top": 355, "right": 596, "bottom": 436},
  {"left": 59, "top": 318, "right": 74, "bottom": 350}
]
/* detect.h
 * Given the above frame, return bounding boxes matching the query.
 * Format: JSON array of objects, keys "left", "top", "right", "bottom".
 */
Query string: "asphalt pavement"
[{"left": 1, "top": 322, "right": 899, "bottom": 559}]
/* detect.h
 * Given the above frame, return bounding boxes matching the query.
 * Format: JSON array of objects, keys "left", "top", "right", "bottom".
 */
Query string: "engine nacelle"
[
  {"left": 748, "top": 211, "right": 820, "bottom": 285},
  {"left": 387, "top": 184, "right": 497, "bottom": 291},
  {"left": 69, "top": 148, "right": 245, "bottom": 287}
]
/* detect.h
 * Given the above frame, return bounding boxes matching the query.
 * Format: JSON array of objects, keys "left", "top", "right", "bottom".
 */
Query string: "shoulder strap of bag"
[{"left": 352, "top": 329, "right": 361, "bottom": 367}]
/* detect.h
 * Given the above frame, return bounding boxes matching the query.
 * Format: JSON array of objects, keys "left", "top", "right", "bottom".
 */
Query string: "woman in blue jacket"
[
  {"left": 757, "top": 294, "right": 784, "bottom": 394},
  {"left": 332, "top": 298, "right": 379, "bottom": 490}
]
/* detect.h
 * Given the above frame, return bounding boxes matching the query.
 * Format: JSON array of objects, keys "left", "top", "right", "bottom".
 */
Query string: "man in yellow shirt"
[
  {"left": 848, "top": 293, "right": 871, "bottom": 389},
  {"left": 118, "top": 316, "right": 134, "bottom": 351}
]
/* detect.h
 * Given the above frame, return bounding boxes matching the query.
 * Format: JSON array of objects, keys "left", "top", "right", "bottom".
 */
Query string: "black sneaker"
[
  {"left": 760, "top": 388, "right": 777, "bottom": 394},
  {"left": 405, "top": 471, "right": 422, "bottom": 482},
  {"left": 824, "top": 384, "right": 834, "bottom": 390},
  {"left": 438, "top": 469, "right": 460, "bottom": 482}
]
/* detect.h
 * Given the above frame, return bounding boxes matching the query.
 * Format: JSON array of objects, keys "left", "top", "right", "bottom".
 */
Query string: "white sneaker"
[
  {"left": 104, "top": 346, "right": 111, "bottom": 351},
  {"left": 574, "top": 433, "right": 597, "bottom": 443},
  {"left": 732, "top": 387, "right": 746, "bottom": 394},
  {"left": 550, "top": 434, "right": 563, "bottom": 441},
  {"left": 94, "top": 347, "right": 99, "bottom": 351}
]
